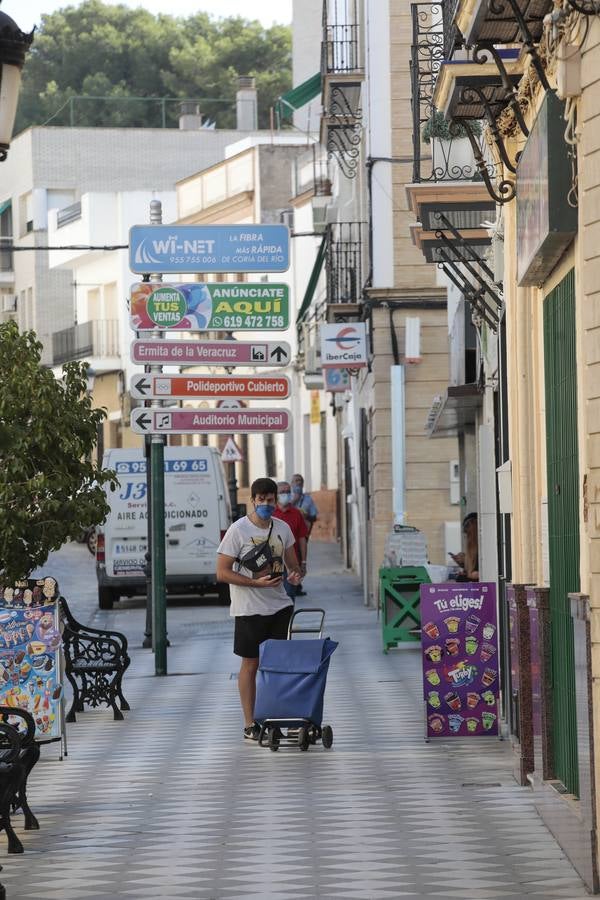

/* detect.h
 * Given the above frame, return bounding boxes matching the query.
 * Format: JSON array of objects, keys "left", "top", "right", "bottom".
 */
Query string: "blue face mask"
[
  {"left": 279, "top": 493, "right": 291, "bottom": 505},
  {"left": 292, "top": 485, "right": 302, "bottom": 495},
  {"left": 255, "top": 503, "right": 275, "bottom": 520}
]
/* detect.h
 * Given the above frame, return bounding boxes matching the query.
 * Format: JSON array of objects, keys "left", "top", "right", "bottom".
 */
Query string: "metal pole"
[
  {"left": 148, "top": 199, "right": 167, "bottom": 675},
  {"left": 151, "top": 434, "right": 167, "bottom": 674},
  {"left": 228, "top": 459, "right": 239, "bottom": 520},
  {"left": 142, "top": 432, "right": 153, "bottom": 648}
]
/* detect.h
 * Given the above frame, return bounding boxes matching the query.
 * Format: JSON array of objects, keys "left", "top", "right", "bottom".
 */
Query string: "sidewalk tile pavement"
[{"left": 0, "top": 541, "right": 589, "bottom": 899}]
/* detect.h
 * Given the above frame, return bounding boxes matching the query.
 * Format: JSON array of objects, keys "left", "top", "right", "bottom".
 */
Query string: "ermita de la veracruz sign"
[
  {"left": 129, "top": 282, "right": 289, "bottom": 331},
  {"left": 129, "top": 224, "right": 290, "bottom": 274}
]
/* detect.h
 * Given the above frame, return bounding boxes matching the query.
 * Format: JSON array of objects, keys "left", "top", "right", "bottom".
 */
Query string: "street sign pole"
[
  {"left": 143, "top": 432, "right": 153, "bottom": 649},
  {"left": 227, "top": 461, "right": 239, "bottom": 521},
  {"left": 151, "top": 433, "right": 167, "bottom": 674},
  {"left": 147, "top": 199, "right": 167, "bottom": 675}
]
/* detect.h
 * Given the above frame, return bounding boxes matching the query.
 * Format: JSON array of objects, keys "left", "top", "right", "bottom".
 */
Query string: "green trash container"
[{"left": 379, "top": 565, "right": 431, "bottom": 653}]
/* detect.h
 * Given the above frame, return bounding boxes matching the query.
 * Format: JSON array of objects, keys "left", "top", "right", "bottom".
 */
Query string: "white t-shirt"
[{"left": 217, "top": 516, "right": 295, "bottom": 617}]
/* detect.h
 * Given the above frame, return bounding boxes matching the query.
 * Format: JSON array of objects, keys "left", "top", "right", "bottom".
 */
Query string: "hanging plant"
[{"left": 422, "top": 111, "right": 482, "bottom": 144}]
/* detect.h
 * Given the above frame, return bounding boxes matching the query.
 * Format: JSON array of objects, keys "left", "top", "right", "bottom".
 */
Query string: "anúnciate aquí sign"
[{"left": 129, "top": 282, "right": 289, "bottom": 332}]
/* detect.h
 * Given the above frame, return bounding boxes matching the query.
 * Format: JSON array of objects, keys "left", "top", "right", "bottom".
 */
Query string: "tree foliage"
[
  {"left": 0, "top": 321, "right": 117, "bottom": 582},
  {"left": 16, "top": 1, "right": 292, "bottom": 132}
]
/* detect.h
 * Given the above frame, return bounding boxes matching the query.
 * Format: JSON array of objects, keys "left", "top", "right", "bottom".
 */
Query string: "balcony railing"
[
  {"left": 322, "top": 0, "right": 363, "bottom": 75},
  {"left": 52, "top": 319, "right": 119, "bottom": 365},
  {"left": 56, "top": 201, "right": 82, "bottom": 229},
  {"left": 326, "top": 222, "right": 364, "bottom": 305},
  {"left": 410, "top": 1, "right": 495, "bottom": 184}
]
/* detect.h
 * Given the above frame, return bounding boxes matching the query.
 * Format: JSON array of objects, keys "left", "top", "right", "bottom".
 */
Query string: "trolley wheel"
[
  {"left": 268, "top": 728, "right": 280, "bottom": 752},
  {"left": 298, "top": 726, "right": 310, "bottom": 751},
  {"left": 322, "top": 724, "right": 333, "bottom": 749}
]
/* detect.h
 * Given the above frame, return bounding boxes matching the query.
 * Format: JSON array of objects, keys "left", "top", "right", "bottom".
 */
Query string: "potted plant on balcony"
[
  {"left": 0, "top": 320, "right": 117, "bottom": 584},
  {"left": 422, "top": 111, "right": 482, "bottom": 180}
]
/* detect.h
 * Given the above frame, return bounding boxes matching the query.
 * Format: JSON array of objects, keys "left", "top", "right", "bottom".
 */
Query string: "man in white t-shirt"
[{"left": 217, "top": 477, "right": 302, "bottom": 741}]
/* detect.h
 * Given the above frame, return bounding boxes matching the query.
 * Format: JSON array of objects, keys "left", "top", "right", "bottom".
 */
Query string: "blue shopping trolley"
[{"left": 254, "top": 608, "right": 338, "bottom": 752}]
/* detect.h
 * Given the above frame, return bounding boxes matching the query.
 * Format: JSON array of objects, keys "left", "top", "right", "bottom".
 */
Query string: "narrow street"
[{"left": 0, "top": 541, "right": 588, "bottom": 899}]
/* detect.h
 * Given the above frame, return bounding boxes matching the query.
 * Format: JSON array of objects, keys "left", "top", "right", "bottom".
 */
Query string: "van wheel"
[
  {"left": 217, "top": 583, "right": 230, "bottom": 606},
  {"left": 98, "top": 586, "right": 115, "bottom": 610}
]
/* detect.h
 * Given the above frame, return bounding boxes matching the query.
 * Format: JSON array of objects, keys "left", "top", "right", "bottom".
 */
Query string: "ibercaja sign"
[{"left": 320, "top": 323, "right": 368, "bottom": 368}]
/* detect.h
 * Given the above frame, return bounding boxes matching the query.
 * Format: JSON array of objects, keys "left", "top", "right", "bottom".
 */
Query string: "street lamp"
[{"left": 0, "top": 9, "right": 33, "bottom": 160}]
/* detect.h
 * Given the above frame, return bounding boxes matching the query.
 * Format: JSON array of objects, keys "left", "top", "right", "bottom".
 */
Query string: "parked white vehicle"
[{"left": 96, "top": 446, "right": 232, "bottom": 609}]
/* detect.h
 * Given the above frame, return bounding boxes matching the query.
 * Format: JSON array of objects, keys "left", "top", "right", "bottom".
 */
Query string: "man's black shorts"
[{"left": 234, "top": 605, "right": 293, "bottom": 659}]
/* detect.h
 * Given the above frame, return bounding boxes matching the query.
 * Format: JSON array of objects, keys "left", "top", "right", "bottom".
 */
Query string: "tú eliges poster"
[{"left": 419, "top": 582, "right": 499, "bottom": 739}]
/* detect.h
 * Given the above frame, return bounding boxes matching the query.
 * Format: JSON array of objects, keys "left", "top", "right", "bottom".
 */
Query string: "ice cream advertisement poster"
[
  {"left": 420, "top": 583, "right": 500, "bottom": 739},
  {"left": 0, "top": 580, "right": 63, "bottom": 742},
  {"left": 129, "top": 282, "right": 289, "bottom": 332}
]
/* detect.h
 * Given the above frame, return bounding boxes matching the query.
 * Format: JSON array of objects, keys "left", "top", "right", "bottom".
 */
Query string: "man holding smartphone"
[{"left": 217, "top": 477, "right": 302, "bottom": 741}]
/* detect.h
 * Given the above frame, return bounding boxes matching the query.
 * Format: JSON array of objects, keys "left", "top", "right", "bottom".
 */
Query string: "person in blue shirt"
[{"left": 290, "top": 474, "right": 318, "bottom": 596}]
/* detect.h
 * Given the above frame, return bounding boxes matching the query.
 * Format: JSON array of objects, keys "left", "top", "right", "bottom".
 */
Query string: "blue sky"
[{"left": 5, "top": 0, "right": 292, "bottom": 32}]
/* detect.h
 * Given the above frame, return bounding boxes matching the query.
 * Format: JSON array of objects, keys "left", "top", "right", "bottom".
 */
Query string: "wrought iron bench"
[
  {"left": 0, "top": 718, "right": 27, "bottom": 853},
  {"left": 60, "top": 597, "right": 131, "bottom": 722},
  {"left": 0, "top": 707, "right": 40, "bottom": 838}
]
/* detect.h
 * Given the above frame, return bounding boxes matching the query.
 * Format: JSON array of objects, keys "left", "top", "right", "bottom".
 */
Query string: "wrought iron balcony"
[
  {"left": 325, "top": 222, "right": 365, "bottom": 307},
  {"left": 321, "top": 1, "right": 364, "bottom": 180},
  {"left": 52, "top": 319, "right": 119, "bottom": 366},
  {"left": 410, "top": 1, "right": 495, "bottom": 185},
  {"left": 321, "top": 0, "right": 363, "bottom": 76}
]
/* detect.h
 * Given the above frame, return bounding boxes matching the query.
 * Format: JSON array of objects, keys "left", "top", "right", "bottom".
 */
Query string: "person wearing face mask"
[
  {"left": 273, "top": 480, "right": 309, "bottom": 601},
  {"left": 290, "top": 474, "right": 318, "bottom": 596},
  {"left": 217, "top": 477, "right": 302, "bottom": 741}
]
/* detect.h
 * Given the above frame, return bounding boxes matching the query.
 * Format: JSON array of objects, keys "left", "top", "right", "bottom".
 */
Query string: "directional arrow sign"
[
  {"left": 130, "top": 339, "right": 291, "bottom": 368},
  {"left": 130, "top": 374, "right": 291, "bottom": 401},
  {"left": 131, "top": 408, "right": 290, "bottom": 435}
]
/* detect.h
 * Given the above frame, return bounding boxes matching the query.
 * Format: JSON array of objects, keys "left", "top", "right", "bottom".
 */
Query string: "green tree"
[
  {"left": 0, "top": 321, "right": 117, "bottom": 583},
  {"left": 15, "top": 1, "right": 291, "bottom": 132}
]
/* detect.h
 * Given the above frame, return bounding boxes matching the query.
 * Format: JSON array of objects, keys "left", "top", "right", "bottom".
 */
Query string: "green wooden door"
[{"left": 543, "top": 268, "right": 580, "bottom": 797}]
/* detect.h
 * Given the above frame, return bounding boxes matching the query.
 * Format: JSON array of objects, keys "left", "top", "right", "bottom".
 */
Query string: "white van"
[{"left": 96, "top": 446, "right": 232, "bottom": 609}]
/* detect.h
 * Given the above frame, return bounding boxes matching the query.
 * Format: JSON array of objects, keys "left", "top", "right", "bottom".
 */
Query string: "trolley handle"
[{"left": 288, "top": 607, "right": 326, "bottom": 639}]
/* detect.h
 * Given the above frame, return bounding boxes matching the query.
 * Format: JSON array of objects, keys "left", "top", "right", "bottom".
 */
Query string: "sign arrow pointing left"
[
  {"left": 134, "top": 377, "right": 151, "bottom": 396},
  {"left": 135, "top": 412, "right": 151, "bottom": 431}
]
